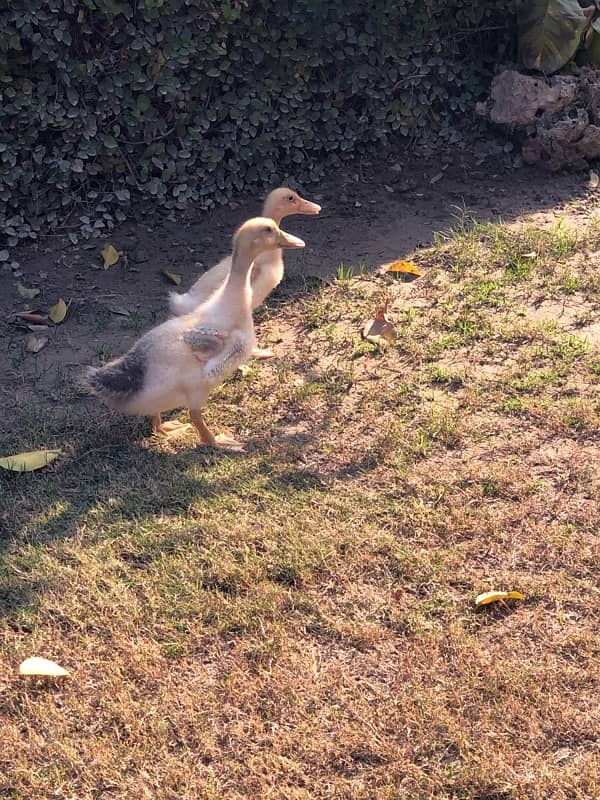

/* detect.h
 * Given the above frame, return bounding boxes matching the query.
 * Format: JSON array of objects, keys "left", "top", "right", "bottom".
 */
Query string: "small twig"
[
  {"left": 456, "top": 25, "right": 507, "bottom": 34},
  {"left": 117, "top": 142, "right": 140, "bottom": 188},
  {"left": 69, "top": 444, "right": 126, "bottom": 464}
]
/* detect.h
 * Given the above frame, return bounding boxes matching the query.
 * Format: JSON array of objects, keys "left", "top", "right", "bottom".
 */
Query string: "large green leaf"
[{"left": 519, "top": 0, "right": 587, "bottom": 73}]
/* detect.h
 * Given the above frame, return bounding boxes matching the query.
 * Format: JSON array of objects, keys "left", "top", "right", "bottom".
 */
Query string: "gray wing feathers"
[
  {"left": 183, "top": 326, "right": 247, "bottom": 377},
  {"left": 182, "top": 327, "right": 226, "bottom": 360},
  {"left": 206, "top": 335, "right": 247, "bottom": 379}
]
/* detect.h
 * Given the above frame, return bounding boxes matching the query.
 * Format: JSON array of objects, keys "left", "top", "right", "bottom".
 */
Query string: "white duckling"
[
  {"left": 169, "top": 187, "right": 321, "bottom": 358},
  {"left": 85, "top": 218, "right": 305, "bottom": 450}
]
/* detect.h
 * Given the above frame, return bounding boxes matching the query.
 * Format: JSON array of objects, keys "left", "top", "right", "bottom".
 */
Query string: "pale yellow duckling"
[
  {"left": 169, "top": 187, "right": 321, "bottom": 358},
  {"left": 86, "top": 218, "right": 305, "bottom": 450}
]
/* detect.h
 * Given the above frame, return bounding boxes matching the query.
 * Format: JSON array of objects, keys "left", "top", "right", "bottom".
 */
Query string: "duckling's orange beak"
[
  {"left": 297, "top": 196, "right": 321, "bottom": 215},
  {"left": 277, "top": 229, "right": 305, "bottom": 249}
]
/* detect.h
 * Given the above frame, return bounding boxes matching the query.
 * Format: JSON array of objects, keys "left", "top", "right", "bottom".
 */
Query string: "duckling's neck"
[
  {"left": 221, "top": 245, "right": 253, "bottom": 305},
  {"left": 262, "top": 202, "right": 282, "bottom": 226}
]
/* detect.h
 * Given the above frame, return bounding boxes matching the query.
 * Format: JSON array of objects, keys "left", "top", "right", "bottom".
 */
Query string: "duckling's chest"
[{"left": 251, "top": 252, "right": 284, "bottom": 308}]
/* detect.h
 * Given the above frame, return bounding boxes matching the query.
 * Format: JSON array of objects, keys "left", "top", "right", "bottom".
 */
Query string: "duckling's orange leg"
[{"left": 189, "top": 408, "right": 244, "bottom": 452}]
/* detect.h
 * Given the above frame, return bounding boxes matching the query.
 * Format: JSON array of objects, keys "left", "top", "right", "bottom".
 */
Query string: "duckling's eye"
[
  {"left": 287, "top": 195, "right": 294, "bottom": 202},
  {"left": 263, "top": 226, "right": 272, "bottom": 233}
]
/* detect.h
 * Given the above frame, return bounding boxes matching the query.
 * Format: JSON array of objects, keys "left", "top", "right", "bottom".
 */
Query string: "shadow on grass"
[{"left": 0, "top": 389, "right": 376, "bottom": 619}]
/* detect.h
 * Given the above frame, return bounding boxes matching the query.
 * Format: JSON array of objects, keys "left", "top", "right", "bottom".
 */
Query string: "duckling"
[
  {"left": 85, "top": 218, "right": 305, "bottom": 450},
  {"left": 169, "top": 187, "right": 321, "bottom": 358}
]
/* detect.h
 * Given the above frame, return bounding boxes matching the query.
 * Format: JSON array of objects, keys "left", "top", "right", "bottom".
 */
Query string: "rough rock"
[
  {"left": 577, "top": 124, "right": 600, "bottom": 158},
  {"left": 547, "top": 109, "right": 588, "bottom": 145},
  {"left": 581, "top": 67, "right": 600, "bottom": 125},
  {"left": 522, "top": 110, "right": 594, "bottom": 170},
  {"left": 489, "top": 70, "right": 578, "bottom": 126},
  {"left": 484, "top": 67, "right": 600, "bottom": 170}
]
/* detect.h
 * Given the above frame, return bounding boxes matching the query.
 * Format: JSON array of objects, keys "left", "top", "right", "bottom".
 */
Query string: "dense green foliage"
[{"left": 0, "top": 0, "right": 513, "bottom": 247}]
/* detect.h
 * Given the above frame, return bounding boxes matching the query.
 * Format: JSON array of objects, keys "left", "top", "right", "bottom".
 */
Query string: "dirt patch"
[
  {"left": 434, "top": 347, "right": 513, "bottom": 382},
  {"left": 0, "top": 145, "right": 594, "bottom": 412},
  {"left": 524, "top": 292, "right": 600, "bottom": 344}
]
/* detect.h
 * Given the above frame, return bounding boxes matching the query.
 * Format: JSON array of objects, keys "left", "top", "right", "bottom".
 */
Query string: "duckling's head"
[
  {"left": 234, "top": 217, "right": 305, "bottom": 263},
  {"left": 263, "top": 187, "right": 321, "bottom": 223}
]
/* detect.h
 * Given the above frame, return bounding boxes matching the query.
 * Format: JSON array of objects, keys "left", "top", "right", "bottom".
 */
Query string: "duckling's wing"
[{"left": 182, "top": 327, "right": 227, "bottom": 361}]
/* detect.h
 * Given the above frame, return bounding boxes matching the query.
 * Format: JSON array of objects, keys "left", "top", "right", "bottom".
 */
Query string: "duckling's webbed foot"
[
  {"left": 214, "top": 433, "right": 244, "bottom": 452},
  {"left": 152, "top": 414, "right": 193, "bottom": 438},
  {"left": 189, "top": 409, "right": 245, "bottom": 452},
  {"left": 252, "top": 346, "right": 276, "bottom": 360}
]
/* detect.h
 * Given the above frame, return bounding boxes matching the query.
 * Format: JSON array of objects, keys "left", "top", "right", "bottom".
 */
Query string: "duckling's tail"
[
  {"left": 83, "top": 348, "right": 146, "bottom": 410},
  {"left": 169, "top": 290, "right": 196, "bottom": 317}
]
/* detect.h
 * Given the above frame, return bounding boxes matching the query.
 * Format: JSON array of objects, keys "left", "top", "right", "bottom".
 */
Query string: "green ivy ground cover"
[{"left": 0, "top": 0, "right": 513, "bottom": 249}]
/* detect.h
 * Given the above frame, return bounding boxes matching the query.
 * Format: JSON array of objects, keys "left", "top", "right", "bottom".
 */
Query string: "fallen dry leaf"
[
  {"left": 48, "top": 298, "right": 67, "bottom": 324},
  {"left": 26, "top": 334, "right": 49, "bottom": 353},
  {"left": 15, "top": 311, "right": 49, "bottom": 324},
  {"left": 19, "top": 657, "right": 70, "bottom": 678},
  {"left": 107, "top": 305, "right": 131, "bottom": 317},
  {"left": 384, "top": 259, "right": 422, "bottom": 277},
  {"left": 362, "top": 310, "right": 398, "bottom": 345},
  {"left": 16, "top": 282, "right": 40, "bottom": 300},
  {"left": 162, "top": 270, "right": 182, "bottom": 285},
  {"left": 475, "top": 590, "right": 525, "bottom": 607},
  {"left": 101, "top": 243, "right": 120, "bottom": 269},
  {"left": 0, "top": 449, "right": 61, "bottom": 472},
  {"left": 430, "top": 172, "right": 443, "bottom": 184}
]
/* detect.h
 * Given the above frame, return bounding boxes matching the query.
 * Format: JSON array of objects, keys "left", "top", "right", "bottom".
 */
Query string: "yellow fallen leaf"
[
  {"left": 162, "top": 270, "right": 182, "bottom": 285},
  {"left": 385, "top": 260, "right": 422, "bottom": 277},
  {"left": 19, "top": 657, "right": 70, "bottom": 677},
  {"left": 16, "top": 282, "right": 40, "bottom": 299},
  {"left": 0, "top": 449, "right": 61, "bottom": 472},
  {"left": 48, "top": 298, "right": 67, "bottom": 324},
  {"left": 362, "top": 309, "right": 398, "bottom": 345},
  {"left": 475, "top": 590, "right": 525, "bottom": 607},
  {"left": 101, "top": 243, "right": 120, "bottom": 269}
]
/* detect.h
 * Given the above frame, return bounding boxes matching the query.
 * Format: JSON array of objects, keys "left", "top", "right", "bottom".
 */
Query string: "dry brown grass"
[{"left": 1, "top": 209, "right": 599, "bottom": 799}]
